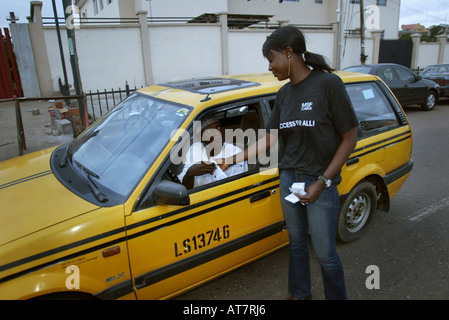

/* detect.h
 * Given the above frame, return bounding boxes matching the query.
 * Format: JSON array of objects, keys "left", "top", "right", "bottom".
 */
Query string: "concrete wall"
[
  {"left": 445, "top": 44, "right": 449, "bottom": 64},
  {"left": 148, "top": 25, "right": 223, "bottom": 82},
  {"left": 39, "top": 22, "right": 352, "bottom": 93},
  {"left": 228, "top": 30, "right": 269, "bottom": 75},
  {"left": 342, "top": 35, "right": 377, "bottom": 68},
  {"left": 411, "top": 34, "right": 449, "bottom": 70},
  {"left": 43, "top": 25, "right": 146, "bottom": 91},
  {"left": 9, "top": 23, "right": 41, "bottom": 97},
  {"left": 417, "top": 43, "right": 440, "bottom": 68},
  {"left": 13, "top": 2, "right": 431, "bottom": 97}
]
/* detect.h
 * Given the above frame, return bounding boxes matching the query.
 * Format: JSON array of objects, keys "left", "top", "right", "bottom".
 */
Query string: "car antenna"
[{"left": 200, "top": 94, "right": 211, "bottom": 102}]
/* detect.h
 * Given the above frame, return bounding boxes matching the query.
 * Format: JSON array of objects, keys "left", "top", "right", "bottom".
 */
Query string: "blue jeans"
[{"left": 280, "top": 170, "right": 347, "bottom": 300}]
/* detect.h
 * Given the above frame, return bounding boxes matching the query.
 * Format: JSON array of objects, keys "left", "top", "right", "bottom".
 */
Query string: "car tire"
[
  {"left": 421, "top": 91, "right": 436, "bottom": 111},
  {"left": 32, "top": 292, "right": 95, "bottom": 300},
  {"left": 337, "top": 181, "right": 377, "bottom": 243}
]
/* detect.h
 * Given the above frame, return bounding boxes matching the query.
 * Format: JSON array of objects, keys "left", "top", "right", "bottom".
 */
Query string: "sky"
[
  {"left": 1, "top": 0, "right": 449, "bottom": 30},
  {"left": 1, "top": 0, "right": 64, "bottom": 30}
]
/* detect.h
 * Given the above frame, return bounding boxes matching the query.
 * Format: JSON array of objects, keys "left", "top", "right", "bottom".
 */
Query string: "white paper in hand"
[
  {"left": 285, "top": 182, "right": 307, "bottom": 204},
  {"left": 285, "top": 193, "right": 300, "bottom": 203},
  {"left": 211, "top": 161, "right": 228, "bottom": 181}
]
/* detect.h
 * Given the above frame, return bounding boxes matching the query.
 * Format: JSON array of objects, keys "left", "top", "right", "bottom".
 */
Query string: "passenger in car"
[{"left": 178, "top": 117, "right": 248, "bottom": 189}]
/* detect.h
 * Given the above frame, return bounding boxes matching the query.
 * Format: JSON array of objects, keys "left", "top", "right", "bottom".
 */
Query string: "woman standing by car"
[{"left": 219, "top": 26, "right": 358, "bottom": 300}]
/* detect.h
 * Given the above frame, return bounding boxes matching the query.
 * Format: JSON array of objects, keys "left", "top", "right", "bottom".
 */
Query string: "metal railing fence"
[{"left": 84, "top": 82, "right": 141, "bottom": 122}]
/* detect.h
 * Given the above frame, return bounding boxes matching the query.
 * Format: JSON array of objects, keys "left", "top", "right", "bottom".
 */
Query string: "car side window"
[
  {"left": 169, "top": 101, "right": 265, "bottom": 192},
  {"left": 136, "top": 102, "right": 266, "bottom": 209},
  {"left": 380, "top": 66, "right": 399, "bottom": 81},
  {"left": 345, "top": 82, "right": 400, "bottom": 138},
  {"left": 440, "top": 66, "right": 449, "bottom": 74},
  {"left": 393, "top": 66, "right": 415, "bottom": 82}
]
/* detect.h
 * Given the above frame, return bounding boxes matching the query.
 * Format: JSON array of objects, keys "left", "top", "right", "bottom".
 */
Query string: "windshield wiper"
[{"left": 74, "top": 160, "right": 108, "bottom": 203}]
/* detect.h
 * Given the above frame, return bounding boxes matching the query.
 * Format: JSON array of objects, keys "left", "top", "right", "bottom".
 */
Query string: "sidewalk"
[{"left": 0, "top": 100, "right": 74, "bottom": 163}]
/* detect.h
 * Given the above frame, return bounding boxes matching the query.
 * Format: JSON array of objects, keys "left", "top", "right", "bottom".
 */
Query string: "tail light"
[{"left": 435, "top": 79, "right": 448, "bottom": 86}]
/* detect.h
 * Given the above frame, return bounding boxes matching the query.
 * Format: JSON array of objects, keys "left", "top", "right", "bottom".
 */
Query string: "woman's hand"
[{"left": 295, "top": 180, "right": 325, "bottom": 204}]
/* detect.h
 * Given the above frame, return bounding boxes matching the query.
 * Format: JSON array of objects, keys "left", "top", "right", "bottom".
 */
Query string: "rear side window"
[
  {"left": 379, "top": 66, "right": 399, "bottom": 81},
  {"left": 345, "top": 82, "right": 400, "bottom": 138},
  {"left": 393, "top": 65, "right": 415, "bottom": 81}
]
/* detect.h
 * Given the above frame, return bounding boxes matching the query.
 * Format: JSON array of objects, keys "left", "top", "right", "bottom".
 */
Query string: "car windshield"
[
  {"left": 421, "top": 65, "right": 449, "bottom": 75},
  {"left": 70, "top": 92, "right": 192, "bottom": 197}
]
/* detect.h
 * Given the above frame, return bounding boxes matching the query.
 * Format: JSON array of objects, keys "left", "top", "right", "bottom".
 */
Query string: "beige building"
[
  {"left": 400, "top": 23, "right": 429, "bottom": 36},
  {"left": 76, "top": 0, "right": 401, "bottom": 39}
]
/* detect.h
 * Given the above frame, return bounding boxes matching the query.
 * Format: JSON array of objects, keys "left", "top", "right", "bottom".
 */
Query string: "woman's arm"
[{"left": 217, "top": 132, "right": 278, "bottom": 171}]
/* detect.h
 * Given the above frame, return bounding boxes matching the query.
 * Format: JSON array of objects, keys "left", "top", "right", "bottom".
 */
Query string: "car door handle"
[{"left": 250, "top": 190, "right": 271, "bottom": 203}]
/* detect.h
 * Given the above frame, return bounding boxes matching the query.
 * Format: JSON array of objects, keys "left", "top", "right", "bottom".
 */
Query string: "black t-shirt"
[{"left": 267, "top": 71, "right": 358, "bottom": 183}]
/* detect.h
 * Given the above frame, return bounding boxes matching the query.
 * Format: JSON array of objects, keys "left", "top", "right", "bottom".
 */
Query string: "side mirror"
[
  {"left": 152, "top": 180, "right": 190, "bottom": 206},
  {"left": 416, "top": 75, "right": 422, "bottom": 81}
]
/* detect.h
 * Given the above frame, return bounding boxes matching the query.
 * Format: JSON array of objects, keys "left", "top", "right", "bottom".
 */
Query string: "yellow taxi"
[{"left": 0, "top": 72, "right": 413, "bottom": 300}]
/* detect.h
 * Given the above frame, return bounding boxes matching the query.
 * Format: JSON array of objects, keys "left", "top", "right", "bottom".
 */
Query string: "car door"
[
  {"left": 392, "top": 65, "right": 426, "bottom": 105},
  {"left": 124, "top": 98, "right": 285, "bottom": 299}
]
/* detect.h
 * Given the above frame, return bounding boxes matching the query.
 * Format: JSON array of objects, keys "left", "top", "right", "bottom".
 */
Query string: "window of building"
[
  {"left": 350, "top": 0, "right": 360, "bottom": 4},
  {"left": 94, "top": 0, "right": 105, "bottom": 15},
  {"left": 315, "top": 0, "right": 323, "bottom": 3},
  {"left": 377, "top": 0, "right": 387, "bottom": 6},
  {"left": 93, "top": 0, "right": 99, "bottom": 15},
  {"left": 280, "top": 0, "right": 299, "bottom": 3}
]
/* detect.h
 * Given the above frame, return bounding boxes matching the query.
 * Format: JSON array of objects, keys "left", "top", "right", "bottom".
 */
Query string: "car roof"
[
  {"left": 137, "top": 71, "right": 379, "bottom": 110},
  {"left": 424, "top": 64, "right": 449, "bottom": 68},
  {"left": 346, "top": 63, "right": 400, "bottom": 68}
]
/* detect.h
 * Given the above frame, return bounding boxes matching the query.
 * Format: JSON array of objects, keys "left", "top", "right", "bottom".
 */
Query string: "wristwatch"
[{"left": 318, "top": 175, "right": 332, "bottom": 188}]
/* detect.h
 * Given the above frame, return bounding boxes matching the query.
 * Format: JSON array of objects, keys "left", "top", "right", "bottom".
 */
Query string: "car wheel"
[
  {"left": 337, "top": 181, "right": 377, "bottom": 243},
  {"left": 32, "top": 292, "right": 96, "bottom": 300},
  {"left": 421, "top": 91, "right": 436, "bottom": 111}
]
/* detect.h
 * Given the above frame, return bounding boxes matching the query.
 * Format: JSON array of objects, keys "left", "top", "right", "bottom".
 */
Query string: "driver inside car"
[{"left": 178, "top": 116, "right": 248, "bottom": 189}]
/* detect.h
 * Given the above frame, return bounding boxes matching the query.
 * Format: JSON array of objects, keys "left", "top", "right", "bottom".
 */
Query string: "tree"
[{"left": 421, "top": 25, "right": 447, "bottom": 42}]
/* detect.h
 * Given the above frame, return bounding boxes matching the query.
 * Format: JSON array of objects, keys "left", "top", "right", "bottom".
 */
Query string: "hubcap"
[
  {"left": 427, "top": 94, "right": 435, "bottom": 108},
  {"left": 346, "top": 193, "right": 371, "bottom": 233}
]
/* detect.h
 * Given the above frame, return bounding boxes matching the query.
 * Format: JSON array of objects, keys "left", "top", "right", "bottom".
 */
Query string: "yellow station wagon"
[{"left": 0, "top": 72, "right": 413, "bottom": 300}]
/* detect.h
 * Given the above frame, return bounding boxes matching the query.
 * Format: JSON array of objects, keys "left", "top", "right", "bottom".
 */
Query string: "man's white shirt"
[{"left": 178, "top": 142, "right": 248, "bottom": 188}]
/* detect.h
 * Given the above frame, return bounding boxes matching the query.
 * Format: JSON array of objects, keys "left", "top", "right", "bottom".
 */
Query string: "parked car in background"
[
  {"left": 344, "top": 63, "right": 440, "bottom": 111},
  {"left": 420, "top": 64, "right": 449, "bottom": 97}
]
